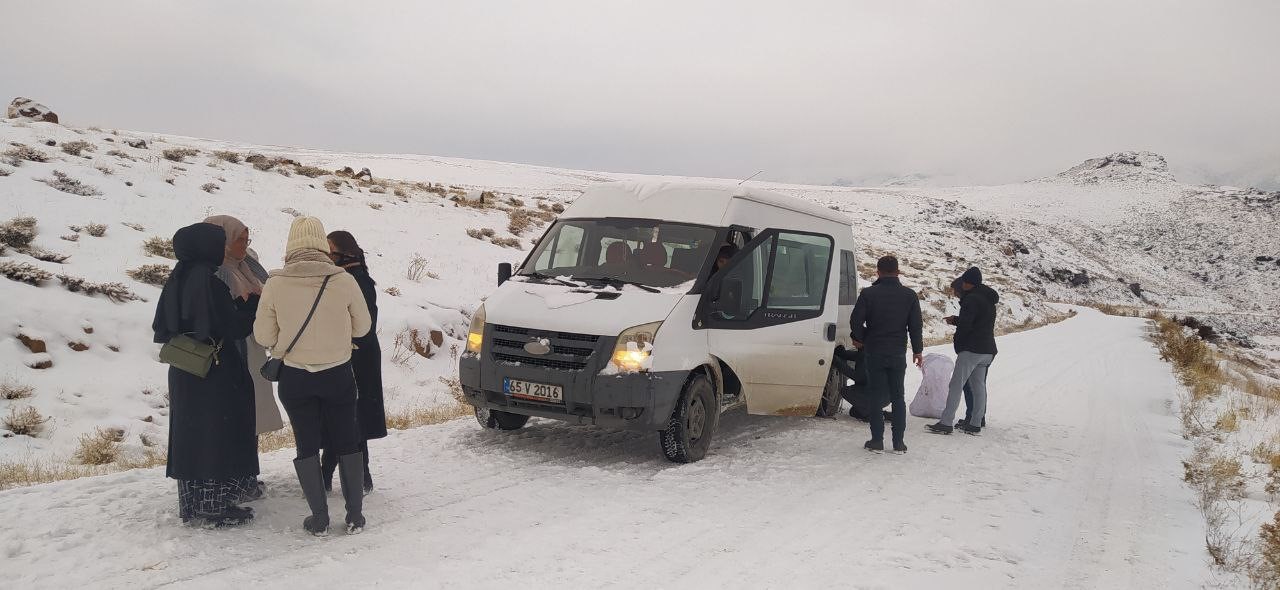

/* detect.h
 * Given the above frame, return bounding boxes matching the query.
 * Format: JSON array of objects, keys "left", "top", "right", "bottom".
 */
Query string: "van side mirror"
[{"left": 497, "top": 263, "right": 512, "bottom": 286}]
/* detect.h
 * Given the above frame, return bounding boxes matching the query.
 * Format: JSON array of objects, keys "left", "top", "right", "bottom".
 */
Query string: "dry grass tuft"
[
  {"left": 127, "top": 263, "right": 172, "bottom": 286},
  {"left": 490, "top": 236, "right": 523, "bottom": 249},
  {"left": 0, "top": 260, "right": 54, "bottom": 285},
  {"left": 73, "top": 428, "right": 124, "bottom": 465},
  {"left": 1, "top": 215, "right": 38, "bottom": 249},
  {"left": 385, "top": 378, "right": 470, "bottom": 430},
  {"left": 293, "top": 164, "right": 328, "bottom": 178},
  {"left": 60, "top": 140, "right": 96, "bottom": 157},
  {"left": 405, "top": 254, "right": 429, "bottom": 282},
  {"left": 258, "top": 426, "right": 296, "bottom": 454},
  {"left": 1, "top": 380, "right": 35, "bottom": 400},
  {"left": 1151, "top": 313, "right": 1224, "bottom": 400},
  {"left": 4, "top": 405, "right": 49, "bottom": 436},
  {"left": 161, "top": 148, "right": 200, "bottom": 162},
  {"left": 1214, "top": 409, "right": 1240, "bottom": 433},
  {"left": 143, "top": 236, "right": 176, "bottom": 259},
  {"left": 213, "top": 150, "right": 242, "bottom": 163},
  {"left": 85, "top": 222, "right": 107, "bottom": 237},
  {"left": 38, "top": 170, "right": 102, "bottom": 196},
  {"left": 2, "top": 144, "right": 50, "bottom": 165}
]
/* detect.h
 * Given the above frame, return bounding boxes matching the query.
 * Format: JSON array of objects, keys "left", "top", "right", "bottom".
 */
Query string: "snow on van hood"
[{"left": 484, "top": 279, "right": 687, "bottom": 336}]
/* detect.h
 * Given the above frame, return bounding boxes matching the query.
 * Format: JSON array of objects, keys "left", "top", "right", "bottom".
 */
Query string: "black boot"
[
  {"left": 338, "top": 452, "right": 367, "bottom": 534},
  {"left": 864, "top": 439, "right": 884, "bottom": 452},
  {"left": 293, "top": 456, "right": 330, "bottom": 536},
  {"left": 320, "top": 450, "right": 338, "bottom": 493},
  {"left": 926, "top": 422, "right": 953, "bottom": 435}
]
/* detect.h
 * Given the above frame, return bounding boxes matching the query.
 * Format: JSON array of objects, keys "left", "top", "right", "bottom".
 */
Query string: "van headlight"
[
  {"left": 611, "top": 321, "right": 662, "bottom": 373},
  {"left": 466, "top": 304, "right": 486, "bottom": 354}
]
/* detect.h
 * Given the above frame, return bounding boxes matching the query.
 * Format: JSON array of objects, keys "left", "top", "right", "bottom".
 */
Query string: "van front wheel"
[
  {"left": 659, "top": 373, "right": 716, "bottom": 463},
  {"left": 475, "top": 407, "right": 530, "bottom": 431}
]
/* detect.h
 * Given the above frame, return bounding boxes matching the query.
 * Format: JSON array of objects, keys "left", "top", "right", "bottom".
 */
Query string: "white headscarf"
[{"left": 203, "top": 215, "right": 265, "bottom": 299}]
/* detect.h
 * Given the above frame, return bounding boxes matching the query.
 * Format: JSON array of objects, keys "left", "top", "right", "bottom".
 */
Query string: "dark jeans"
[
  {"left": 278, "top": 363, "right": 360, "bottom": 460},
  {"left": 864, "top": 351, "right": 907, "bottom": 445}
]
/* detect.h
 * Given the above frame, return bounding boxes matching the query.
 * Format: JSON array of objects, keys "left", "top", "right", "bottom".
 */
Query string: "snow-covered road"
[{"left": 4, "top": 308, "right": 1208, "bottom": 589}]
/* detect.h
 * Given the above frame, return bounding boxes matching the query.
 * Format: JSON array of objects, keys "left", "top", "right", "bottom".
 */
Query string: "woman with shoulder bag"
[
  {"left": 254, "top": 217, "right": 371, "bottom": 535},
  {"left": 153, "top": 223, "right": 259, "bottom": 528},
  {"left": 321, "top": 231, "right": 387, "bottom": 495}
]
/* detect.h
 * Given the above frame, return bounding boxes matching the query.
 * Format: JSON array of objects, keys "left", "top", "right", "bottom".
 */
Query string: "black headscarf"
[{"left": 152, "top": 223, "right": 228, "bottom": 343}]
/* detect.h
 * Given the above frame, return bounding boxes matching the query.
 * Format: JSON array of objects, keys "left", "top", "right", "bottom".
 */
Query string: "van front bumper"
[{"left": 459, "top": 353, "right": 688, "bottom": 431}]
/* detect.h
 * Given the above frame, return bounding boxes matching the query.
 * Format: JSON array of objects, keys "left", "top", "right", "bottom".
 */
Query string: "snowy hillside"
[{"left": 2, "top": 117, "right": 1277, "bottom": 466}]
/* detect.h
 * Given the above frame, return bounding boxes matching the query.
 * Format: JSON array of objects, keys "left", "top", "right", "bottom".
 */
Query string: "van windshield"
[{"left": 519, "top": 219, "right": 721, "bottom": 289}]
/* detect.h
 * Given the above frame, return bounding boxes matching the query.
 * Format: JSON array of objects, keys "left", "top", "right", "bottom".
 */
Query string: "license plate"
[{"left": 503, "top": 378, "right": 563, "bottom": 403}]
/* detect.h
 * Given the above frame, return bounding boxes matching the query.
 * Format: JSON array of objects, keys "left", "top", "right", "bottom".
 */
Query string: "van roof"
[{"left": 562, "top": 181, "right": 852, "bottom": 227}]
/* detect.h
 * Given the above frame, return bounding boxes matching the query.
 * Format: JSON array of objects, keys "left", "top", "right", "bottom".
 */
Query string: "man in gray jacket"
[{"left": 850, "top": 256, "right": 924, "bottom": 453}]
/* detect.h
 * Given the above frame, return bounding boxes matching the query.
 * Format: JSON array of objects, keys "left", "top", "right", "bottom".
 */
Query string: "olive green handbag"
[{"left": 160, "top": 333, "right": 223, "bottom": 379}]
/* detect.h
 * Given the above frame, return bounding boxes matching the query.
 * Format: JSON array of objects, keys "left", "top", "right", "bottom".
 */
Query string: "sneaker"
[
  {"left": 925, "top": 422, "right": 953, "bottom": 435},
  {"left": 864, "top": 440, "right": 884, "bottom": 452},
  {"left": 892, "top": 442, "right": 908, "bottom": 453},
  {"left": 958, "top": 424, "right": 982, "bottom": 435}
]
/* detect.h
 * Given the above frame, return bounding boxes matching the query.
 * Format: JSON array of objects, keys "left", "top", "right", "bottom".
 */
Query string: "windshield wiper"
[
  {"left": 519, "top": 272, "right": 583, "bottom": 288},
  {"left": 579, "top": 276, "right": 662, "bottom": 293}
]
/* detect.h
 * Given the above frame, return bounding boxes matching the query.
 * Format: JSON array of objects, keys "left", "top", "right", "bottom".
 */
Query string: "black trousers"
[
  {"left": 864, "top": 351, "right": 907, "bottom": 445},
  {"left": 278, "top": 362, "right": 360, "bottom": 460}
]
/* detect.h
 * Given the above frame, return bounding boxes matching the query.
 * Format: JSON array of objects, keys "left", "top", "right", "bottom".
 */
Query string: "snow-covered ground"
[
  {"left": 3, "top": 119, "right": 1276, "bottom": 468},
  {"left": 2, "top": 308, "right": 1210, "bottom": 588}
]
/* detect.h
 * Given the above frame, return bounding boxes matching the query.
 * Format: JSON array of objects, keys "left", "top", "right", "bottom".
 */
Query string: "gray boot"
[
  {"left": 293, "top": 456, "right": 330, "bottom": 536},
  {"left": 338, "top": 452, "right": 366, "bottom": 534}
]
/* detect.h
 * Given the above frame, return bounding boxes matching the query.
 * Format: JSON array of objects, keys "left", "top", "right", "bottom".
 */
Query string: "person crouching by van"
[
  {"left": 849, "top": 255, "right": 923, "bottom": 454},
  {"left": 153, "top": 223, "right": 259, "bottom": 527},
  {"left": 254, "top": 217, "right": 372, "bottom": 535},
  {"left": 928, "top": 267, "right": 998, "bottom": 436},
  {"left": 320, "top": 230, "right": 387, "bottom": 495}
]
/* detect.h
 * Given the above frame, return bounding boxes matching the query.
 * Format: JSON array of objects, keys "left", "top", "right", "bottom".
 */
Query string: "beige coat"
[{"left": 254, "top": 260, "right": 371, "bottom": 368}]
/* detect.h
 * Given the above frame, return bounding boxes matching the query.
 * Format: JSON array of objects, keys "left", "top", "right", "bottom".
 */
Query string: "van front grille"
[{"left": 489, "top": 324, "right": 603, "bottom": 372}]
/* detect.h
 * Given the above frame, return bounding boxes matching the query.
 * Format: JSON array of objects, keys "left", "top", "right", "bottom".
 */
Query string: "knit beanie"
[
  {"left": 285, "top": 216, "right": 330, "bottom": 254},
  {"left": 960, "top": 266, "right": 983, "bottom": 286}
]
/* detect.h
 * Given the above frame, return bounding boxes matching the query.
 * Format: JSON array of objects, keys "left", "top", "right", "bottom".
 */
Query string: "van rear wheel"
[
  {"left": 475, "top": 407, "right": 530, "bottom": 431},
  {"left": 815, "top": 363, "right": 843, "bottom": 417},
  {"left": 659, "top": 373, "right": 716, "bottom": 463}
]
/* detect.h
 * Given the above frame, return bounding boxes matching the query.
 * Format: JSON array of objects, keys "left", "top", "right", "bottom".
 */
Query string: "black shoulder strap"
[{"left": 280, "top": 275, "right": 331, "bottom": 358}]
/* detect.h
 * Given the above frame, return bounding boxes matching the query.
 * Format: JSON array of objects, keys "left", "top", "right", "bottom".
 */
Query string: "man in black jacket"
[
  {"left": 850, "top": 256, "right": 923, "bottom": 453},
  {"left": 928, "top": 267, "right": 998, "bottom": 435}
]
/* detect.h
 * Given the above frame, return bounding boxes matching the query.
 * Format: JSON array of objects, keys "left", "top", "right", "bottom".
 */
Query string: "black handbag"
[
  {"left": 261, "top": 275, "right": 330, "bottom": 382},
  {"left": 160, "top": 333, "right": 223, "bottom": 378}
]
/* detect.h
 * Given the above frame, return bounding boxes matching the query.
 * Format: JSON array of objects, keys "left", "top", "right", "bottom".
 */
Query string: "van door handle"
[{"left": 823, "top": 323, "right": 837, "bottom": 342}]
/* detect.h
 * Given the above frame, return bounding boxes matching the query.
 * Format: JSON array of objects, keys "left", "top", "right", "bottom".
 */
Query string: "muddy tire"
[
  {"left": 815, "top": 363, "right": 843, "bottom": 417},
  {"left": 475, "top": 407, "right": 530, "bottom": 431},
  {"left": 659, "top": 373, "right": 716, "bottom": 463}
]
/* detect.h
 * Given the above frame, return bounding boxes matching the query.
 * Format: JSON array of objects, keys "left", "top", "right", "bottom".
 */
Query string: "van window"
[
  {"left": 767, "top": 233, "right": 833, "bottom": 311},
  {"left": 838, "top": 250, "right": 857, "bottom": 305},
  {"left": 522, "top": 219, "right": 718, "bottom": 289},
  {"left": 533, "top": 223, "right": 586, "bottom": 272},
  {"left": 709, "top": 230, "right": 833, "bottom": 325},
  {"left": 712, "top": 239, "right": 772, "bottom": 320}
]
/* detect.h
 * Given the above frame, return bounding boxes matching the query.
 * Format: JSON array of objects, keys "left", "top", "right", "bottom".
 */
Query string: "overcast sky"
[{"left": 3, "top": 1, "right": 1278, "bottom": 187}]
